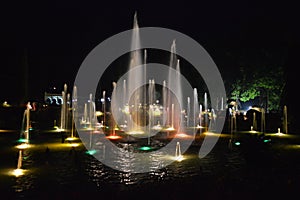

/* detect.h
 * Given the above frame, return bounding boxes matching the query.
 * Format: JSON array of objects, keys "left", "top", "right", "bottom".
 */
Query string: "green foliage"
[{"left": 230, "top": 65, "right": 285, "bottom": 112}]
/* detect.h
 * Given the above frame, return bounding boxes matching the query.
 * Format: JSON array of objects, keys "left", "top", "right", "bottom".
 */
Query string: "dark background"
[{"left": 0, "top": 0, "right": 298, "bottom": 131}]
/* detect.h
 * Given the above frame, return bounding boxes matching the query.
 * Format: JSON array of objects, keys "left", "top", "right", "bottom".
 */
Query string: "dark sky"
[{"left": 0, "top": 0, "right": 297, "bottom": 104}]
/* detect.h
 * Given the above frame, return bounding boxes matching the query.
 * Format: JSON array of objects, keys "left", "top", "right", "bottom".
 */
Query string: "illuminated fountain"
[
  {"left": 174, "top": 141, "right": 184, "bottom": 162},
  {"left": 69, "top": 12, "right": 231, "bottom": 175},
  {"left": 252, "top": 112, "right": 257, "bottom": 131},
  {"left": 164, "top": 40, "right": 183, "bottom": 132},
  {"left": 193, "top": 89, "right": 199, "bottom": 130},
  {"left": 106, "top": 82, "right": 122, "bottom": 140},
  {"left": 17, "top": 150, "right": 22, "bottom": 169},
  {"left": 126, "top": 11, "right": 144, "bottom": 135},
  {"left": 203, "top": 92, "right": 208, "bottom": 131},
  {"left": 81, "top": 103, "right": 88, "bottom": 126},
  {"left": 11, "top": 150, "right": 27, "bottom": 177},
  {"left": 193, "top": 88, "right": 200, "bottom": 131},
  {"left": 271, "top": 105, "right": 288, "bottom": 136},
  {"left": 97, "top": 12, "right": 225, "bottom": 162},
  {"left": 101, "top": 90, "right": 106, "bottom": 128},
  {"left": 70, "top": 85, "right": 78, "bottom": 138},
  {"left": 19, "top": 102, "right": 32, "bottom": 143},
  {"left": 60, "top": 83, "right": 69, "bottom": 131},
  {"left": 187, "top": 97, "right": 191, "bottom": 127},
  {"left": 228, "top": 108, "right": 237, "bottom": 149},
  {"left": 64, "top": 85, "right": 80, "bottom": 143}
]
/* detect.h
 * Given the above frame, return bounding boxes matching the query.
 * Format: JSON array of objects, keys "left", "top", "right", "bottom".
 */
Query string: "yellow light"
[
  {"left": 196, "top": 125, "right": 205, "bottom": 129},
  {"left": 68, "top": 143, "right": 80, "bottom": 147},
  {"left": 165, "top": 127, "right": 175, "bottom": 131},
  {"left": 96, "top": 111, "right": 103, "bottom": 116},
  {"left": 204, "top": 132, "right": 218, "bottom": 136},
  {"left": 65, "top": 137, "right": 78, "bottom": 141},
  {"left": 16, "top": 143, "right": 31, "bottom": 149},
  {"left": 11, "top": 169, "right": 26, "bottom": 177},
  {"left": 175, "top": 155, "right": 184, "bottom": 162}
]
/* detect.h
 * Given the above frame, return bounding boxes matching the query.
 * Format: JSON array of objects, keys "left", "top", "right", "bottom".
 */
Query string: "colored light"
[
  {"left": 68, "top": 143, "right": 80, "bottom": 147},
  {"left": 175, "top": 133, "right": 192, "bottom": 138},
  {"left": 139, "top": 146, "right": 152, "bottom": 151},
  {"left": 16, "top": 143, "right": 30, "bottom": 149},
  {"left": 165, "top": 127, "right": 175, "bottom": 131},
  {"left": 65, "top": 137, "right": 78, "bottom": 141},
  {"left": 234, "top": 141, "right": 241, "bottom": 145},
  {"left": 86, "top": 149, "right": 97, "bottom": 155},
  {"left": 11, "top": 169, "right": 26, "bottom": 177},
  {"left": 175, "top": 155, "right": 184, "bottom": 162},
  {"left": 18, "top": 138, "right": 29, "bottom": 143},
  {"left": 106, "top": 135, "right": 122, "bottom": 140}
]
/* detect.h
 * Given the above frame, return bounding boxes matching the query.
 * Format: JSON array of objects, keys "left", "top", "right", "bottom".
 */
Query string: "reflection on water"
[
  {"left": 83, "top": 138, "right": 247, "bottom": 188},
  {"left": 1, "top": 131, "right": 300, "bottom": 199}
]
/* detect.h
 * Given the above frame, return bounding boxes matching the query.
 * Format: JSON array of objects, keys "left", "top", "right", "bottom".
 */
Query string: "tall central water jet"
[{"left": 126, "top": 11, "right": 144, "bottom": 133}]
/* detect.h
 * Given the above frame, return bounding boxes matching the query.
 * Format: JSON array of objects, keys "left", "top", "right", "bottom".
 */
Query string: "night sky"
[{"left": 0, "top": 0, "right": 297, "bottom": 105}]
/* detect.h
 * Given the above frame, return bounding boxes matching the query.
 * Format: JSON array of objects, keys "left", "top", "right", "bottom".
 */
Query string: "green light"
[
  {"left": 18, "top": 138, "right": 29, "bottom": 143},
  {"left": 234, "top": 141, "right": 241, "bottom": 146},
  {"left": 139, "top": 146, "right": 152, "bottom": 151},
  {"left": 263, "top": 139, "right": 271, "bottom": 143},
  {"left": 86, "top": 149, "right": 97, "bottom": 155}
]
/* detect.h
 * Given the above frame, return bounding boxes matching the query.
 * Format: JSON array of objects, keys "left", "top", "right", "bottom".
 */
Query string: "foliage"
[{"left": 230, "top": 65, "right": 285, "bottom": 112}]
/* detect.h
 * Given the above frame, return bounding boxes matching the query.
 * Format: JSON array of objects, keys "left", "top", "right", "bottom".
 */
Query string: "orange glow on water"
[{"left": 106, "top": 135, "right": 122, "bottom": 140}]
